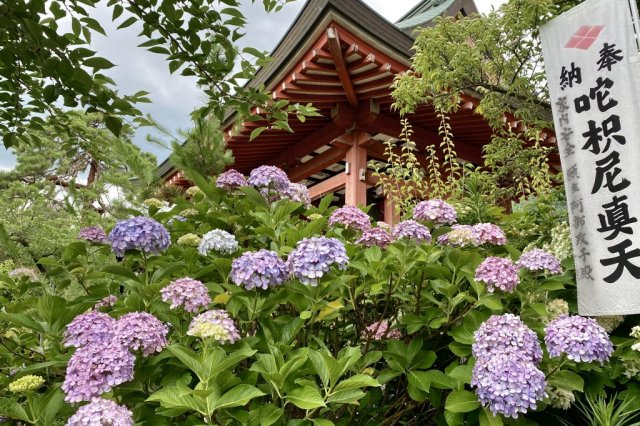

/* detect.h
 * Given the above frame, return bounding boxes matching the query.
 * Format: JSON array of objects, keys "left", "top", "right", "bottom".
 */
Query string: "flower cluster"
[
  {"left": 362, "top": 320, "right": 402, "bottom": 340},
  {"left": 161, "top": 278, "right": 211, "bottom": 313},
  {"left": 108, "top": 217, "right": 170, "bottom": 257},
  {"left": 307, "top": 213, "right": 323, "bottom": 221},
  {"left": 64, "top": 311, "right": 116, "bottom": 348},
  {"left": 547, "top": 299, "right": 569, "bottom": 320},
  {"left": 177, "top": 233, "right": 201, "bottom": 247},
  {"left": 8, "top": 375, "right": 44, "bottom": 393},
  {"left": 167, "top": 215, "right": 187, "bottom": 227},
  {"left": 143, "top": 198, "right": 167, "bottom": 209},
  {"left": 286, "top": 237, "right": 349, "bottom": 286},
  {"left": 475, "top": 257, "right": 520, "bottom": 293},
  {"left": 391, "top": 220, "right": 431, "bottom": 243},
  {"left": 472, "top": 314, "right": 542, "bottom": 363},
  {"left": 77, "top": 226, "right": 107, "bottom": 243},
  {"left": 543, "top": 221, "right": 573, "bottom": 260},
  {"left": 436, "top": 225, "right": 478, "bottom": 247},
  {"left": 231, "top": 250, "right": 288, "bottom": 290},
  {"left": 595, "top": 315, "right": 624, "bottom": 333},
  {"left": 471, "top": 314, "right": 545, "bottom": 418},
  {"left": 328, "top": 206, "right": 371, "bottom": 232},
  {"left": 198, "top": 229, "right": 238, "bottom": 256},
  {"left": 187, "top": 309, "right": 241, "bottom": 344},
  {"left": 547, "top": 386, "right": 575, "bottom": 410},
  {"left": 180, "top": 208, "right": 199, "bottom": 217},
  {"left": 413, "top": 199, "right": 457, "bottom": 225},
  {"left": 62, "top": 341, "right": 135, "bottom": 403},
  {"left": 544, "top": 315, "right": 613, "bottom": 363},
  {"left": 284, "top": 182, "right": 311, "bottom": 207},
  {"left": 8, "top": 267, "right": 39, "bottom": 281},
  {"left": 517, "top": 249, "right": 563, "bottom": 275},
  {"left": 114, "top": 312, "right": 169, "bottom": 357},
  {"left": 216, "top": 169, "right": 247, "bottom": 190},
  {"left": 356, "top": 227, "right": 393, "bottom": 248},
  {"left": 472, "top": 223, "right": 507, "bottom": 245},
  {"left": 94, "top": 295, "right": 118, "bottom": 309},
  {"left": 67, "top": 398, "right": 134, "bottom": 426},
  {"left": 247, "top": 165, "right": 290, "bottom": 197},
  {"left": 471, "top": 354, "right": 547, "bottom": 418}
]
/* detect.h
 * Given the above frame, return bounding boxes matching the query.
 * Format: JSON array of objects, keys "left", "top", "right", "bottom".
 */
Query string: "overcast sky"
[{"left": 0, "top": 0, "right": 507, "bottom": 171}]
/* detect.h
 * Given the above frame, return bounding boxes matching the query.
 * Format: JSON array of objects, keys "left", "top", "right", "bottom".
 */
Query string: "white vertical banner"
[{"left": 541, "top": 0, "right": 640, "bottom": 315}]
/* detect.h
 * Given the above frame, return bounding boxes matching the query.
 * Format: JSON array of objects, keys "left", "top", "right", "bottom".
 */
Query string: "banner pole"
[{"left": 628, "top": 0, "right": 640, "bottom": 52}]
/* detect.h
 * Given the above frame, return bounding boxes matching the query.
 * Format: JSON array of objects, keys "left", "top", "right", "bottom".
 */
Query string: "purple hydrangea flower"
[
  {"left": 356, "top": 227, "right": 393, "bottom": 248},
  {"left": 64, "top": 311, "right": 116, "bottom": 348},
  {"left": 108, "top": 217, "right": 170, "bottom": 257},
  {"left": 113, "top": 312, "right": 168, "bottom": 357},
  {"left": 517, "top": 249, "right": 563, "bottom": 275},
  {"left": 471, "top": 355, "right": 547, "bottom": 418},
  {"left": 286, "top": 237, "right": 349, "bottom": 286},
  {"left": 94, "top": 295, "right": 118, "bottom": 309},
  {"left": 473, "top": 314, "right": 542, "bottom": 364},
  {"left": 284, "top": 183, "right": 311, "bottom": 207},
  {"left": 67, "top": 398, "right": 134, "bottom": 425},
  {"left": 161, "top": 278, "right": 211, "bottom": 312},
  {"left": 437, "top": 225, "right": 479, "bottom": 247},
  {"left": 247, "top": 166, "right": 290, "bottom": 197},
  {"left": 328, "top": 206, "right": 371, "bottom": 232},
  {"left": 475, "top": 257, "right": 520, "bottom": 293},
  {"left": 62, "top": 341, "right": 135, "bottom": 403},
  {"left": 231, "top": 250, "right": 288, "bottom": 290},
  {"left": 362, "top": 320, "right": 402, "bottom": 340},
  {"left": 472, "top": 223, "right": 507, "bottom": 245},
  {"left": 198, "top": 229, "right": 238, "bottom": 256},
  {"left": 413, "top": 199, "right": 457, "bottom": 225},
  {"left": 77, "top": 226, "right": 107, "bottom": 243},
  {"left": 187, "top": 309, "right": 241, "bottom": 344},
  {"left": 391, "top": 220, "right": 432, "bottom": 243},
  {"left": 544, "top": 315, "right": 613, "bottom": 363},
  {"left": 216, "top": 169, "right": 247, "bottom": 190}
]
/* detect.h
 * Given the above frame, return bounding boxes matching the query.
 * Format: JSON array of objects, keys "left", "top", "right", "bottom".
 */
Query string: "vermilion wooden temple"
[{"left": 159, "top": 0, "right": 505, "bottom": 222}]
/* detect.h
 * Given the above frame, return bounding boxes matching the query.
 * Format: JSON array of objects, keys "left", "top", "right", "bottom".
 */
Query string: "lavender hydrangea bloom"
[
  {"left": 108, "top": 217, "right": 170, "bottom": 257},
  {"left": 77, "top": 226, "right": 107, "bottom": 243},
  {"left": 544, "top": 315, "right": 613, "bottom": 363},
  {"left": 231, "top": 250, "right": 288, "bottom": 290},
  {"left": 62, "top": 341, "right": 135, "bottom": 402},
  {"left": 472, "top": 223, "right": 507, "bottom": 245},
  {"left": 114, "top": 312, "right": 168, "bottom": 357},
  {"left": 328, "top": 206, "right": 371, "bottom": 232},
  {"left": 413, "top": 199, "right": 457, "bottom": 225},
  {"left": 471, "top": 355, "right": 547, "bottom": 418},
  {"left": 247, "top": 165, "right": 290, "bottom": 196},
  {"left": 475, "top": 257, "right": 520, "bottom": 293},
  {"left": 161, "top": 278, "right": 211, "bottom": 312},
  {"left": 187, "top": 309, "right": 241, "bottom": 344},
  {"left": 356, "top": 227, "right": 393, "bottom": 248},
  {"left": 286, "top": 237, "right": 349, "bottom": 286},
  {"left": 391, "top": 220, "right": 432, "bottom": 243},
  {"left": 198, "top": 229, "right": 238, "bottom": 256},
  {"left": 437, "top": 225, "right": 479, "bottom": 247},
  {"left": 216, "top": 169, "right": 247, "bottom": 190},
  {"left": 362, "top": 320, "right": 402, "bottom": 340},
  {"left": 517, "top": 249, "right": 563, "bottom": 275},
  {"left": 473, "top": 314, "right": 542, "bottom": 364},
  {"left": 67, "top": 398, "right": 134, "bottom": 426},
  {"left": 285, "top": 183, "right": 311, "bottom": 207},
  {"left": 64, "top": 311, "right": 116, "bottom": 348}
]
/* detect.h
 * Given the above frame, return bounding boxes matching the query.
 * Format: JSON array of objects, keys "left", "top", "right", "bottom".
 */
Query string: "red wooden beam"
[
  {"left": 288, "top": 145, "right": 349, "bottom": 182},
  {"left": 327, "top": 27, "right": 358, "bottom": 107},
  {"left": 309, "top": 173, "right": 346, "bottom": 200}
]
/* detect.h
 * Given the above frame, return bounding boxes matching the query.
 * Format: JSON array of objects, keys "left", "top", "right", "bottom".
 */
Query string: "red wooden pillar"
[
  {"left": 384, "top": 196, "right": 400, "bottom": 225},
  {"left": 345, "top": 132, "right": 368, "bottom": 207}
]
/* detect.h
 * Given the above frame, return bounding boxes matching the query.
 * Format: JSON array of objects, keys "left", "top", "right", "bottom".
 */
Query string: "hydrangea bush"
[{"left": 0, "top": 166, "right": 637, "bottom": 425}]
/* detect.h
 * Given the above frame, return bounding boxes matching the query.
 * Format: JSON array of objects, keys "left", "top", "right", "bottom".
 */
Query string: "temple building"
[{"left": 159, "top": 0, "right": 521, "bottom": 222}]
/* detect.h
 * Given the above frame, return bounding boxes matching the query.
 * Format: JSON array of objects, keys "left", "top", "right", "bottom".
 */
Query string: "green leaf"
[
  {"left": 38, "top": 295, "right": 66, "bottom": 329},
  {"left": 332, "top": 374, "right": 380, "bottom": 393},
  {"left": 445, "top": 389, "right": 480, "bottom": 413},
  {"left": 0, "top": 398, "right": 31, "bottom": 422},
  {"left": 250, "top": 126, "right": 267, "bottom": 141},
  {"left": 286, "top": 386, "right": 326, "bottom": 410},
  {"left": 167, "top": 344, "right": 205, "bottom": 382},
  {"left": 548, "top": 370, "right": 584, "bottom": 392},
  {"left": 0, "top": 312, "right": 44, "bottom": 332},
  {"left": 104, "top": 116, "right": 122, "bottom": 137},
  {"left": 213, "top": 384, "right": 265, "bottom": 410},
  {"left": 102, "top": 265, "right": 141, "bottom": 284},
  {"left": 84, "top": 57, "right": 116, "bottom": 70},
  {"left": 147, "top": 384, "right": 197, "bottom": 414},
  {"left": 409, "top": 370, "right": 458, "bottom": 392},
  {"left": 259, "top": 404, "right": 284, "bottom": 426},
  {"left": 479, "top": 407, "right": 504, "bottom": 426}
]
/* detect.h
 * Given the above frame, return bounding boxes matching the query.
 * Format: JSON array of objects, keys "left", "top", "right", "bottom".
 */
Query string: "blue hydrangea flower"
[
  {"left": 108, "top": 217, "right": 170, "bottom": 257},
  {"left": 391, "top": 220, "right": 432, "bottom": 243},
  {"left": 216, "top": 169, "right": 247, "bottom": 190},
  {"left": 473, "top": 314, "right": 542, "bottom": 364},
  {"left": 545, "top": 315, "right": 613, "bottom": 363},
  {"left": 286, "top": 237, "right": 349, "bottom": 286},
  {"left": 231, "top": 250, "right": 288, "bottom": 290},
  {"left": 247, "top": 166, "right": 290, "bottom": 198},
  {"left": 198, "top": 229, "right": 238, "bottom": 256}
]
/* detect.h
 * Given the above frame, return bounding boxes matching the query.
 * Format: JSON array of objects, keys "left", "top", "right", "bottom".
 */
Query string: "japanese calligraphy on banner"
[{"left": 541, "top": 0, "right": 640, "bottom": 315}]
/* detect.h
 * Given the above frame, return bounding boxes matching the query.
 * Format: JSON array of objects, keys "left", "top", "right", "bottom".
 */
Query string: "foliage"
[
  {"left": 0, "top": 0, "right": 318, "bottom": 149},
  {"left": 0, "top": 167, "right": 638, "bottom": 424},
  {"left": 566, "top": 393, "right": 640, "bottom": 426}
]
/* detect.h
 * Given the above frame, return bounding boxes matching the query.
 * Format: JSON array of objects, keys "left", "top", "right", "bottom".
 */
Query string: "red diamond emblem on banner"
[{"left": 565, "top": 25, "right": 605, "bottom": 50}]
